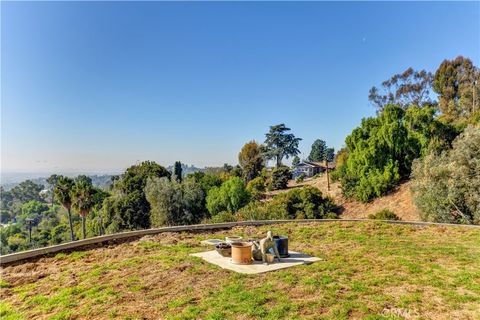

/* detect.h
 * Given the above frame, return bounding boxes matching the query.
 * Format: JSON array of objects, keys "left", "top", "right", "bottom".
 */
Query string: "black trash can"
[{"left": 272, "top": 235, "right": 289, "bottom": 258}]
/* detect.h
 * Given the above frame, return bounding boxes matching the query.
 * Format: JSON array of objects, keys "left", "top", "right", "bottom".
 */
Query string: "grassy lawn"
[{"left": 1, "top": 222, "right": 479, "bottom": 319}]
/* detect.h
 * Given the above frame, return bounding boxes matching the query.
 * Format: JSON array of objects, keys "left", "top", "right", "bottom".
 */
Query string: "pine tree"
[{"left": 174, "top": 161, "right": 183, "bottom": 182}]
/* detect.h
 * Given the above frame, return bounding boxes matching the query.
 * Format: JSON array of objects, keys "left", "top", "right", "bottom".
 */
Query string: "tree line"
[
  {"left": 1, "top": 124, "right": 339, "bottom": 254},
  {"left": 334, "top": 55, "right": 479, "bottom": 224}
]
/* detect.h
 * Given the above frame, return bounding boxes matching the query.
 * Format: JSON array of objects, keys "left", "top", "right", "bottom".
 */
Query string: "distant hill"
[
  {"left": 1, "top": 174, "right": 115, "bottom": 191},
  {"left": 165, "top": 164, "right": 204, "bottom": 177},
  {"left": 1, "top": 165, "right": 205, "bottom": 191}
]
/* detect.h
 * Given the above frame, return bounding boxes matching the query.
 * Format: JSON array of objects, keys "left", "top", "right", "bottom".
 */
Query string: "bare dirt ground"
[{"left": 267, "top": 174, "right": 422, "bottom": 221}]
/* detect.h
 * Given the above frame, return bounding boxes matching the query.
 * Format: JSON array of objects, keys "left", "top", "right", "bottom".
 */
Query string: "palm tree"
[
  {"left": 71, "top": 180, "right": 96, "bottom": 239},
  {"left": 54, "top": 176, "right": 76, "bottom": 241}
]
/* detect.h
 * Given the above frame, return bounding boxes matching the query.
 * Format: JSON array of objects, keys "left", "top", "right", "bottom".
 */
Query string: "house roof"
[{"left": 295, "top": 161, "right": 335, "bottom": 169}]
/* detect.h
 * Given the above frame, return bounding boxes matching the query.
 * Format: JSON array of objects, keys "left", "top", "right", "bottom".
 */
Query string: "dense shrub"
[
  {"left": 411, "top": 125, "right": 480, "bottom": 224},
  {"left": 246, "top": 177, "right": 266, "bottom": 200},
  {"left": 337, "top": 105, "right": 457, "bottom": 202},
  {"left": 330, "top": 169, "right": 341, "bottom": 182},
  {"left": 184, "top": 172, "right": 222, "bottom": 210},
  {"left": 237, "top": 186, "right": 337, "bottom": 221},
  {"left": 368, "top": 209, "right": 400, "bottom": 221},
  {"left": 103, "top": 161, "right": 171, "bottom": 231},
  {"left": 324, "top": 212, "right": 339, "bottom": 219},
  {"left": 207, "top": 211, "right": 237, "bottom": 223},
  {"left": 145, "top": 177, "right": 205, "bottom": 226},
  {"left": 270, "top": 166, "right": 292, "bottom": 190},
  {"left": 206, "top": 177, "right": 251, "bottom": 216},
  {"left": 295, "top": 173, "right": 306, "bottom": 183}
]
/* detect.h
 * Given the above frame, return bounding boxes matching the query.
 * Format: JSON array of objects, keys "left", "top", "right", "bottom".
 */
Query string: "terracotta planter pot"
[{"left": 231, "top": 242, "right": 253, "bottom": 265}]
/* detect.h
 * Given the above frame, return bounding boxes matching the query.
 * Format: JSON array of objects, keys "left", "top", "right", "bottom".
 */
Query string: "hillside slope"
[{"left": 272, "top": 174, "right": 422, "bottom": 221}]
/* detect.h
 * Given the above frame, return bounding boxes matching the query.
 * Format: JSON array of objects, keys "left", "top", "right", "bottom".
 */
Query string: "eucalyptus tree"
[
  {"left": 263, "top": 124, "right": 302, "bottom": 167},
  {"left": 433, "top": 56, "right": 480, "bottom": 122},
  {"left": 369, "top": 67, "right": 434, "bottom": 112},
  {"left": 71, "top": 180, "right": 96, "bottom": 239},
  {"left": 54, "top": 176, "right": 76, "bottom": 241}
]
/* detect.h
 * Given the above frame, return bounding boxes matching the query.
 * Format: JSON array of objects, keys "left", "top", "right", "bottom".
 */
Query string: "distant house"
[{"left": 293, "top": 161, "right": 335, "bottom": 178}]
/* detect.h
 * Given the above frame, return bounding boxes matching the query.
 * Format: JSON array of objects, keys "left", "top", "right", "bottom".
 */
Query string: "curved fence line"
[{"left": 1, "top": 219, "right": 479, "bottom": 265}]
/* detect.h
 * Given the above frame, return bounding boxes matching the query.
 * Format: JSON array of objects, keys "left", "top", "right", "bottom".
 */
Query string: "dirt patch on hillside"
[{"left": 269, "top": 175, "right": 422, "bottom": 221}]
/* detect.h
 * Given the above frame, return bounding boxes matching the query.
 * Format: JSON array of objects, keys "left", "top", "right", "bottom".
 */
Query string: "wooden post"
[
  {"left": 325, "top": 160, "right": 330, "bottom": 191},
  {"left": 25, "top": 218, "right": 33, "bottom": 248}
]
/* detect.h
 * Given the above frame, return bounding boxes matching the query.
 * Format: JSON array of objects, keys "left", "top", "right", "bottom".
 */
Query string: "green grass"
[
  {"left": 2, "top": 222, "right": 479, "bottom": 319},
  {"left": 0, "top": 302, "right": 24, "bottom": 320},
  {"left": 0, "top": 279, "right": 11, "bottom": 288}
]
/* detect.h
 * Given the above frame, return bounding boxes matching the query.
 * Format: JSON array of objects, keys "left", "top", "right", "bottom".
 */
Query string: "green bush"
[
  {"left": 337, "top": 105, "right": 457, "bottom": 203},
  {"left": 206, "top": 177, "right": 250, "bottom": 216},
  {"left": 206, "top": 211, "right": 237, "bottom": 223},
  {"left": 146, "top": 177, "right": 206, "bottom": 226},
  {"left": 238, "top": 186, "right": 337, "bottom": 221},
  {"left": 103, "top": 161, "right": 171, "bottom": 231},
  {"left": 330, "top": 169, "right": 341, "bottom": 182},
  {"left": 368, "top": 209, "right": 400, "bottom": 221},
  {"left": 295, "top": 173, "right": 306, "bottom": 183},
  {"left": 411, "top": 125, "right": 480, "bottom": 224},
  {"left": 246, "top": 177, "right": 266, "bottom": 200},
  {"left": 270, "top": 166, "right": 292, "bottom": 190},
  {"left": 324, "top": 212, "right": 339, "bottom": 219}
]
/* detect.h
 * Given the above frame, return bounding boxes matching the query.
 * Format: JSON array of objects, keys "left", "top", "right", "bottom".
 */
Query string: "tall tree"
[
  {"left": 46, "top": 174, "right": 60, "bottom": 204},
  {"left": 10, "top": 180, "right": 44, "bottom": 203},
  {"left": 338, "top": 104, "right": 456, "bottom": 202},
  {"left": 238, "top": 141, "right": 264, "bottom": 182},
  {"left": 263, "top": 124, "right": 302, "bottom": 167},
  {"left": 75, "top": 175, "right": 92, "bottom": 185},
  {"left": 54, "top": 176, "right": 76, "bottom": 241},
  {"left": 369, "top": 67, "right": 434, "bottom": 112},
  {"left": 308, "top": 139, "right": 327, "bottom": 162},
  {"left": 433, "top": 56, "right": 480, "bottom": 122},
  {"left": 173, "top": 161, "right": 183, "bottom": 182},
  {"left": 71, "top": 180, "right": 96, "bottom": 239},
  {"left": 334, "top": 148, "right": 349, "bottom": 167},
  {"left": 146, "top": 177, "right": 205, "bottom": 226},
  {"left": 292, "top": 155, "right": 300, "bottom": 167},
  {"left": 102, "top": 161, "right": 171, "bottom": 231},
  {"left": 324, "top": 147, "right": 335, "bottom": 163},
  {"left": 0, "top": 187, "right": 13, "bottom": 211}
]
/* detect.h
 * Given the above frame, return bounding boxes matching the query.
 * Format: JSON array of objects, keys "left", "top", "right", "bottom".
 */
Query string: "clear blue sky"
[{"left": 2, "top": 1, "right": 479, "bottom": 174}]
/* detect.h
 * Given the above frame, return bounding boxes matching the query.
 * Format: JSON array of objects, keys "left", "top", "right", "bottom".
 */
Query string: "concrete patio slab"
[{"left": 190, "top": 250, "right": 322, "bottom": 274}]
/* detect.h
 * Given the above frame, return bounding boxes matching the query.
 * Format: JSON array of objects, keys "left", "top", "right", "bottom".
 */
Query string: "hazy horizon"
[{"left": 2, "top": 1, "right": 479, "bottom": 174}]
